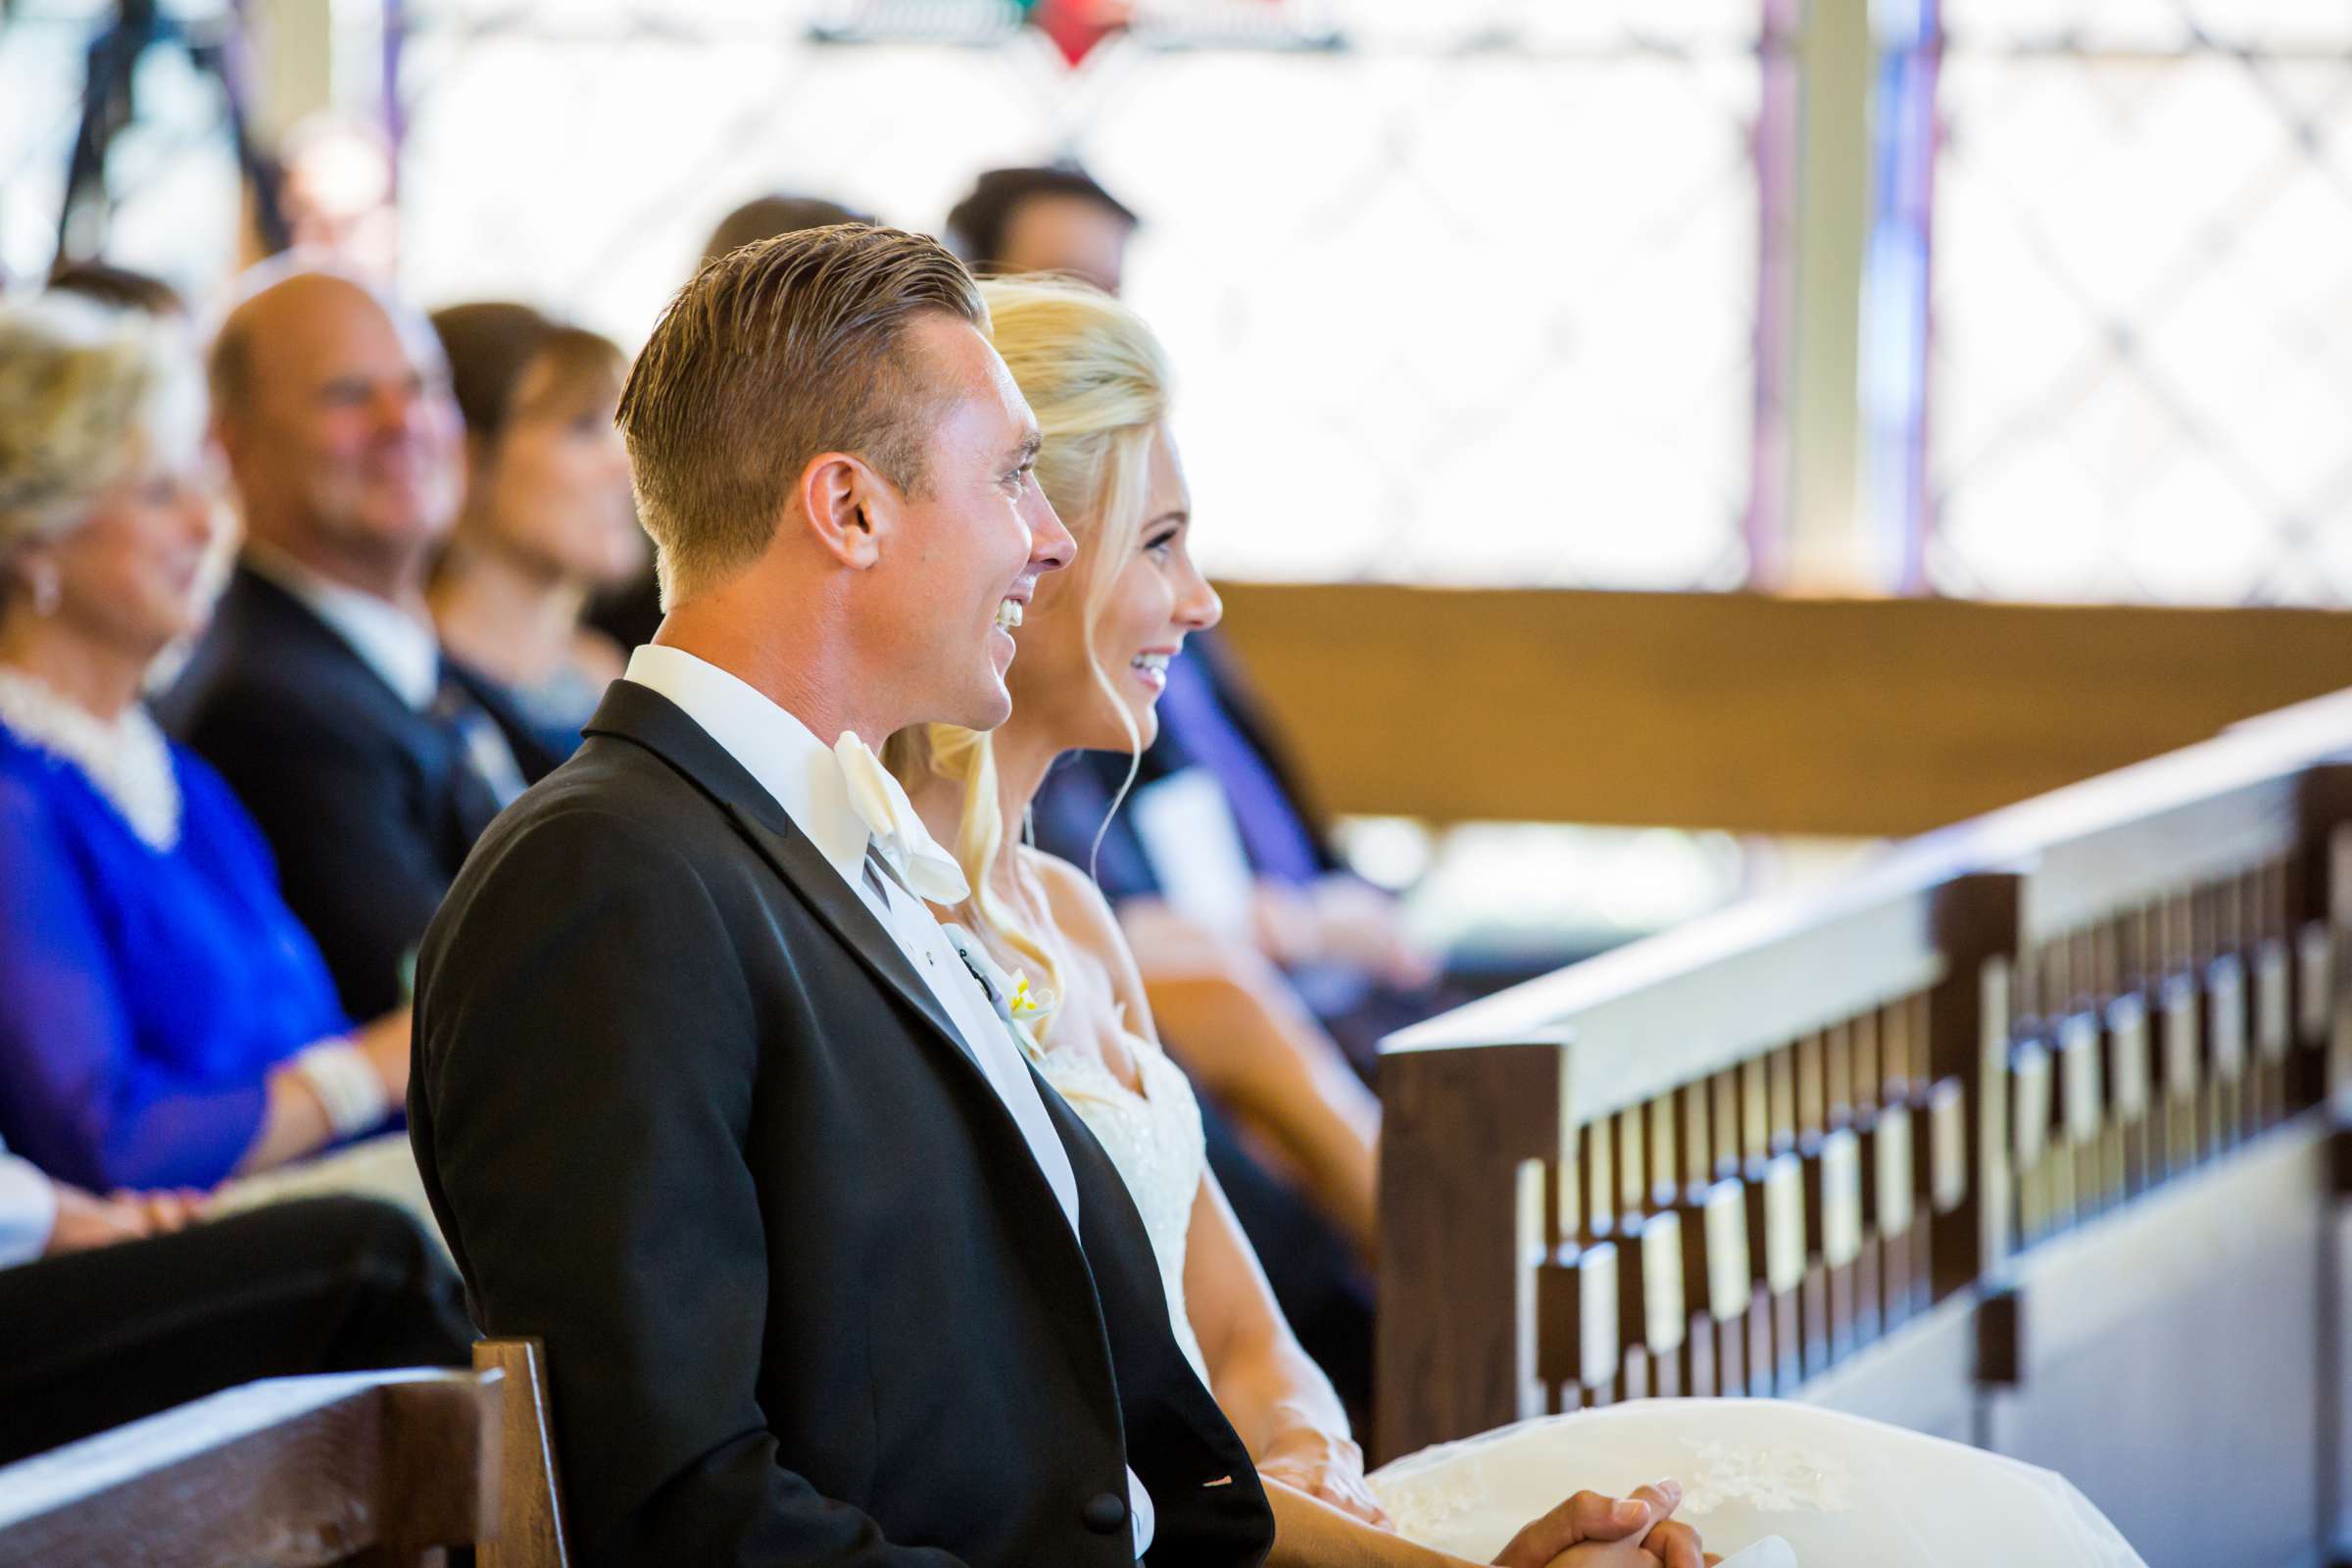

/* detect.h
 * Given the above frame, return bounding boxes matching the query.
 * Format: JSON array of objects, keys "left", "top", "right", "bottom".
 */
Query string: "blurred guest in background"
[
  {"left": 946, "top": 164, "right": 1139, "bottom": 294},
  {"left": 161, "top": 268, "right": 560, "bottom": 1020},
  {"left": 699, "top": 192, "right": 874, "bottom": 268},
  {"left": 586, "top": 191, "right": 873, "bottom": 653},
  {"left": 42, "top": 263, "right": 234, "bottom": 697},
  {"left": 0, "top": 294, "right": 411, "bottom": 1191},
  {"left": 427, "top": 302, "right": 643, "bottom": 756}
]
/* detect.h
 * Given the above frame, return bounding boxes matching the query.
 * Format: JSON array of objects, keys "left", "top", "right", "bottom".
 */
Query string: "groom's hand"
[{"left": 1491, "top": 1481, "right": 1718, "bottom": 1568}]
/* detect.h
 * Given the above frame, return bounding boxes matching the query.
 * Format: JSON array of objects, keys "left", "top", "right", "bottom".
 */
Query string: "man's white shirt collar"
[
  {"left": 621, "top": 645, "right": 872, "bottom": 889},
  {"left": 244, "top": 541, "right": 441, "bottom": 712}
]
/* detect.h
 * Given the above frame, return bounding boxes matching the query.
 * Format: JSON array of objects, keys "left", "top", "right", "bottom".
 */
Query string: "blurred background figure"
[
  {"left": 0, "top": 290, "right": 414, "bottom": 1192},
  {"left": 427, "top": 301, "right": 643, "bottom": 756},
  {"left": 160, "top": 268, "right": 560, "bottom": 1022},
  {"left": 945, "top": 164, "right": 1138, "bottom": 293},
  {"left": 700, "top": 192, "right": 876, "bottom": 268}
]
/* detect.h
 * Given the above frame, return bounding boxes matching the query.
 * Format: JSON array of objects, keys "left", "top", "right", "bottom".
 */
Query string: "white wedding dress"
[
  {"left": 1040, "top": 1035, "right": 2147, "bottom": 1568},
  {"left": 1367, "top": 1399, "right": 2145, "bottom": 1567},
  {"left": 1040, "top": 1029, "right": 1215, "bottom": 1389}
]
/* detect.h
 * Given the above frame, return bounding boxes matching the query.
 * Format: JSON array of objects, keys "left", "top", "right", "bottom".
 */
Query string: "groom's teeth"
[{"left": 996, "top": 600, "right": 1024, "bottom": 630}]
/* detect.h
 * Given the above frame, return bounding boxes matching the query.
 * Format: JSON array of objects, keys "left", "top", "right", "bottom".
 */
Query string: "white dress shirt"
[
  {"left": 620, "top": 645, "right": 1152, "bottom": 1557},
  {"left": 0, "top": 1137, "right": 58, "bottom": 1270}
]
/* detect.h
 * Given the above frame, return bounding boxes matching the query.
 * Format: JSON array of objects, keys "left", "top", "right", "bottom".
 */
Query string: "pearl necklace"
[{"left": 0, "top": 667, "right": 181, "bottom": 852}]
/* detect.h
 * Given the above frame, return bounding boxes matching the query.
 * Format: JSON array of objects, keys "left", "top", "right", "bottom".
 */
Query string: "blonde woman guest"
[
  {"left": 426, "top": 302, "right": 644, "bottom": 755},
  {"left": 0, "top": 293, "right": 410, "bottom": 1191},
  {"left": 891, "top": 277, "right": 1712, "bottom": 1568}
]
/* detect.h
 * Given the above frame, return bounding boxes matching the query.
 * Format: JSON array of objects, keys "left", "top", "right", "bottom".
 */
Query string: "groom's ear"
[{"left": 798, "top": 450, "right": 889, "bottom": 570}]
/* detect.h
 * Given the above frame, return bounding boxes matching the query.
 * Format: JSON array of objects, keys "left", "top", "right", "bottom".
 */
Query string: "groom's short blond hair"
[{"left": 616, "top": 223, "right": 986, "bottom": 605}]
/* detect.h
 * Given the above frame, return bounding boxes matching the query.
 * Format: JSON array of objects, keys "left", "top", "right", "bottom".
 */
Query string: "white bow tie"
[{"left": 834, "top": 732, "right": 971, "bottom": 906}]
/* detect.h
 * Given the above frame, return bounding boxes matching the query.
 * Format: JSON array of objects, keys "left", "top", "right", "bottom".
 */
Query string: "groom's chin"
[{"left": 949, "top": 677, "right": 1014, "bottom": 734}]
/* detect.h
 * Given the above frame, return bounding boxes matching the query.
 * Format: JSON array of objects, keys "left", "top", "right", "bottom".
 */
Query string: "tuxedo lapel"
[
  {"left": 723, "top": 801, "right": 974, "bottom": 1064},
  {"left": 581, "top": 682, "right": 983, "bottom": 1063}
]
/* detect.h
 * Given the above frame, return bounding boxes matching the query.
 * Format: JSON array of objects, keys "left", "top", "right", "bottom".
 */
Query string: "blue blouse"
[{"left": 0, "top": 722, "right": 351, "bottom": 1190}]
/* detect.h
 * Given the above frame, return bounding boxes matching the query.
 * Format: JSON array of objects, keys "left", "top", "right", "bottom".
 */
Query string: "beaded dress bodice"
[{"left": 1038, "top": 1032, "right": 1212, "bottom": 1389}]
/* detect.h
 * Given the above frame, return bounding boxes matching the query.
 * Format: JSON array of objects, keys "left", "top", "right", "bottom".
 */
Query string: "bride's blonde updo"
[{"left": 885, "top": 276, "right": 1172, "bottom": 1038}]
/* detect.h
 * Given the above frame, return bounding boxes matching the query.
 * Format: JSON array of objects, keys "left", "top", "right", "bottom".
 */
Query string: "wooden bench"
[
  {"left": 0, "top": 1340, "right": 568, "bottom": 1567},
  {"left": 1378, "top": 689, "right": 2352, "bottom": 1567}
]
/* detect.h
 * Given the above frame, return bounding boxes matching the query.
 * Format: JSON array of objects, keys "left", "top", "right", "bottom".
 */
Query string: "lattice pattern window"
[
  {"left": 0, "top": 1, "right": 244, "bottom": 297},
  {"left": 1922, "top": 0, "right": 2352, "bottom": 605},
  {"left": 395, "top": 0, "right": 1774, "bottom": 587}
]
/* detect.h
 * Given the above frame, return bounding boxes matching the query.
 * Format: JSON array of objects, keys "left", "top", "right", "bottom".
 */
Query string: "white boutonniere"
[
  {"left": 939, "top": 923, "right": 1055, "bottom": 1062},
  {"left": 1006, "top": 970, "right": 1056, "bottom": 1023}
]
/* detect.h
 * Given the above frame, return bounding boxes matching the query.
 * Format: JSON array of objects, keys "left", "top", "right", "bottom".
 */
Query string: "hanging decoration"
[{"left": 810, "top": 0, "right": 1329, "bottom": 68}]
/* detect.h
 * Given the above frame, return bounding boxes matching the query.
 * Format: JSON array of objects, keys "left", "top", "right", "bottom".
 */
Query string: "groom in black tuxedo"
[{"left": 409, "top": 225, "right": 1276, "bottom": 1565}]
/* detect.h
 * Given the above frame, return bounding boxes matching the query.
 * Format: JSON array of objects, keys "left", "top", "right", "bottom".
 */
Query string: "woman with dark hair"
[{"left": 426, "top": 302, "right": 644, "bottom": 756}]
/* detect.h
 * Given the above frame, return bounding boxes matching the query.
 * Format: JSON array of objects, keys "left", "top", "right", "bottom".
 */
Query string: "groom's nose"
[{"left": 1022, "top": 483, "right": 1076, "bottom": 575}]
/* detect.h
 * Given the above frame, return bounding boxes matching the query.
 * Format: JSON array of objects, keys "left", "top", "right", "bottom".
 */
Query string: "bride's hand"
[
  {"left": 1493, "top": 1482, "right": 1718, "bottom": 1568},
  {"left": 1258, "top": 1425, "right": 1391, "bottom": 1527}
]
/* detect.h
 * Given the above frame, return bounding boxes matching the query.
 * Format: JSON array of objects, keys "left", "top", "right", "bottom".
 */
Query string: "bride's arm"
[{"left": 1185, "top": 1166, "right": 1385, "bottom": 1523}]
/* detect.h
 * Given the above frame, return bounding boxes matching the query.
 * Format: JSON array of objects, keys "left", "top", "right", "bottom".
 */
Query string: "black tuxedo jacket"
[
  {"left": 409, "top": 680, "right": 1276, "bottom": 1567},
  {"left": 159, "top": 564, "right": 561, "bottom": 1019}
]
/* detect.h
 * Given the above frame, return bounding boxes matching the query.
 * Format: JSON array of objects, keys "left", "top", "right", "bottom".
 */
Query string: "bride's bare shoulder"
[
  {"left": 1023, "top": 848, "right": 1124, "bottom": 949},
  {"left": 1022, "top": 849, "right": 1156, "bottom": 1018}
]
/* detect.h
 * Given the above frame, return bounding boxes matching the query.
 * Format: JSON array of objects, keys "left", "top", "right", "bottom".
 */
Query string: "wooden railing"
[{"left": 1376, "top": 691, "right": 2352, "bottom": 1564}]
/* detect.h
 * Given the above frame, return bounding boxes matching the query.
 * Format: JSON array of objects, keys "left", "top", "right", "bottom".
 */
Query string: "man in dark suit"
[{"left": 162, "top": 270, "right": 558, "bottom": 1019}]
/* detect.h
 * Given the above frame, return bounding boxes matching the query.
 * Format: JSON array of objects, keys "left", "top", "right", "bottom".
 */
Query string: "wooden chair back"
[
  {"left": 474, "top": 1337, "right": 569, "bottom": 1568},
  {"left": 0, "top": 1368, "right": 492, "bottom": 1566}
]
